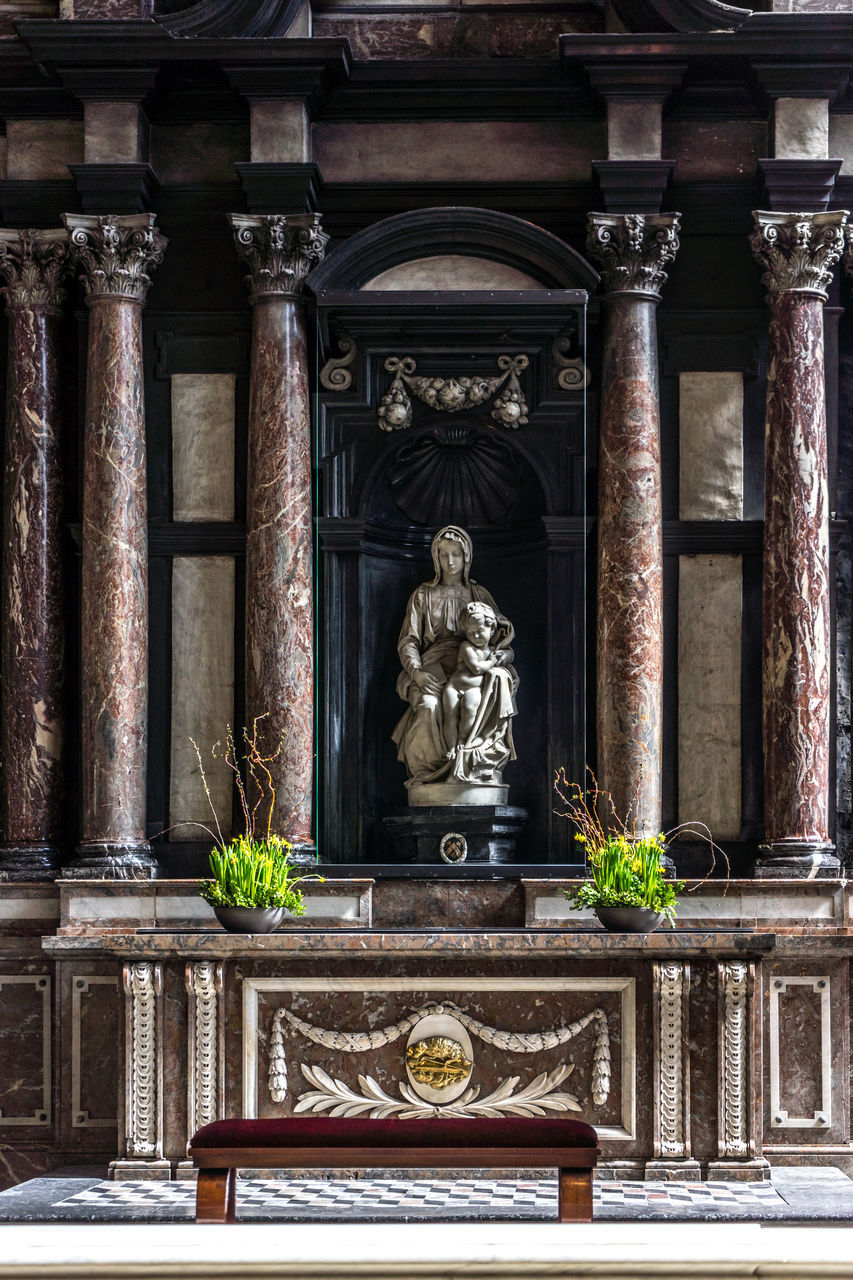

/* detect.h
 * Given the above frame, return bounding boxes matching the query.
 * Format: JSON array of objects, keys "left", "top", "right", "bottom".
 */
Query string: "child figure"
[{"left": 443, "top": 601, "right": 507, "bottom": 757}]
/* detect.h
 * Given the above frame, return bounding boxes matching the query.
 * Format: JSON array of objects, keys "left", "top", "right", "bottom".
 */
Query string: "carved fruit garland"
[{"left": 378, "top": 355, "right": 529, "bottom": 431}]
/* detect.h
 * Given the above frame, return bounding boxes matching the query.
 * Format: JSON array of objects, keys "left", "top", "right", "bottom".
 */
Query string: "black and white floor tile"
[{"left": 3, "top": 1171, "right": 851, "bottom": 1224}]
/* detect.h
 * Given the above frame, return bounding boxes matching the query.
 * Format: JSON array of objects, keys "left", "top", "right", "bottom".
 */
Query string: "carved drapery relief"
[
  {"left": 378, "top": 354, "right": 529, "bottom": 431},
  {"left": 64, "top": 214, "right": 167, "bottom": 304},
  {"left": 186, "top": 961, "right": 223, "bottom": 1138},
  {"left": 655, "top": 962, "right": 688, "bottom": 1158},
  {"left": 750, "top": 212, "right": 847, "bottom": 300},
  {"left": 230, "top": 213, "right": 328, "bottom": 301},
  {"left": 124, "top": 962, "right": 161, "bottom": 1159},
  {"left": 586, "top": 212, "right": 681, "bottom": 298},
  {"left": 719, "top": 961, "right": 750, "bottom": 1159},
  {"left": 269, "top": 998, "right": 610, "bottom": 1117}
]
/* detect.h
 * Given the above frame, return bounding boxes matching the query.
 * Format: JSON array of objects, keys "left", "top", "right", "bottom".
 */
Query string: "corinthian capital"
[
  {"left": 586, "top": 212, "right": 681, "bottom": 299},
  {"left": 0, "top": 228, "right": 71, "bottom": 311},
  {"left": 229, "top": 213, "right": 328, "bottom": 301},
  {"left": 63, "top": 213, "right": 167, "bottom": 305},
  {"left": 750, "top": 211, "right": 847, "bottom": 300}
]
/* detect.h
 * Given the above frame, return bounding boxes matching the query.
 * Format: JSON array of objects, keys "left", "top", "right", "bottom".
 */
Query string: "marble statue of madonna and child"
[{"left": 392, "top": 525, "right": 519, "bottom": 806}]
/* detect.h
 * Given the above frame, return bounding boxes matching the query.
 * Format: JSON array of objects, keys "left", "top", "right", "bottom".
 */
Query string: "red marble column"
[
  {"left": 750, "top": 211, "right": 846, "bottom": 878},
  {"left": 0, "top": 230, "right": 70, "bottom": 881},
  {"left": 64, "top": 213, "right": 167, "bottom": 879},
  {"left": 586, "top": 213, "right": 680, "bottom": 837},
  {"left": 230, "top": 214, "right": 327, "bottom": 854}
]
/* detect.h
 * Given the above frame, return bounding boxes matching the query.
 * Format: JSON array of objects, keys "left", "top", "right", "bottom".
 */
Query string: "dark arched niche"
[
  {"left": 307, "top": 206, "right": 600, "bottom": 294},
  {"left": 313, "top": 207, "right": 593, "bottom": 866},
  {"left": 608, "top": 0, "right": 751, "bottom": 32}
]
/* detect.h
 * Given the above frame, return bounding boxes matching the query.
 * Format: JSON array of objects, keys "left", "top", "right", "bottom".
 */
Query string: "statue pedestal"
[
  {"left": 382, "top": 806, "right": 527, "bottom": 864},
  {"left": 407, "top": 782, "right": 509, "bottom": 806}
]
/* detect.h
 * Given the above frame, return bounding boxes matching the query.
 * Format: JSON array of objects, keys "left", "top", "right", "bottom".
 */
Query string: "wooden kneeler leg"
[
  {"left": 196, "top": 1168, "right": 237, "bottom": 1223},
  {"left": 558, "top": 1168, "right": 593, "bottom": 1223}
]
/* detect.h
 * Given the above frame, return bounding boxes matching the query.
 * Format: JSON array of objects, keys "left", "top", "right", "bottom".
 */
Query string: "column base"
[
  {"left": 644, "top": 1158, "right": 702, "bottom": 1181},
  {"left": 288, "top": 841, "right": 318, "bottom": 869},
  {"left": 752, "top": 840, "right": 839, "bottom": 879},
  {"left": 0, "top": 842, "right": 64, "bottom": 882},
  {"left": 63, "top": 841, "right": 159, "bottom": 881},
  {"left": 706, "top": 1158, "right": 771, "bottom": 1183},
  {"left": 109, "top": 1158, "right": 172, "bottom": 1181}
]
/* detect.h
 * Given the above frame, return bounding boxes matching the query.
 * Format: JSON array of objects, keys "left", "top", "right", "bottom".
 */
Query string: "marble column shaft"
[
  {"left": 231, "top": 214, "right": 327, "bottom": 850},
  {"left": 64, "top": 213, "right": 167, "bottom": 879},
  {"left": 750, "top": 211, "right": 847, "bottom": 876},
  {"left": 586, "top": 213, "right": 680, "bottom": 836},
  {"left": 0, "top": 230, "right": 70, "bottom": 880}
]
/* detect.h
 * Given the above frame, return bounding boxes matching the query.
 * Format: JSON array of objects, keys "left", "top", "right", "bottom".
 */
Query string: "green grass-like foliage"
[
  {"left": 555, "top": 768, "right": 686, "bottom": 926},
  {"left": 199, "top": 833, "right": 307, "bottom": 913},
  {"left": 569, "top": 833, "right": 684, "bottom": 925}
]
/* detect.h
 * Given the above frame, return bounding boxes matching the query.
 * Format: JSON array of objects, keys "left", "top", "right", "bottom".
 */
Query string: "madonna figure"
[{"left": 392, "top": 525, "right": 518, "bottom": 802}]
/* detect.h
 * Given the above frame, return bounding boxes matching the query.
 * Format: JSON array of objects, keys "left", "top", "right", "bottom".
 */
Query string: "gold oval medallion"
[{"left": 405, "top": 1035, "right": 472, "bottom": 1090}]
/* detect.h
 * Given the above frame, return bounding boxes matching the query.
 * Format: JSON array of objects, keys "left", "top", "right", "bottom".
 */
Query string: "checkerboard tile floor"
[{"left": 50, "top": 1177, "right": 787, "bottom": 1222}]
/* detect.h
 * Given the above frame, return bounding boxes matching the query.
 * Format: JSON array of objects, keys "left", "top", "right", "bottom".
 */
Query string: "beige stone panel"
[
  {"left": 84, "top": 102, "right": 143, "bottom": 164},
  {"left": 608, "top": 101, "right": 661, "bottom": 160},
  {"left": 313, "top": 120, "right": 604, "bottom": 182},
  {"left": 251, "top": 101, "right": 309, "bottom": 163},
  {"left": 365, "top": 255, "right": 543, "bottom": 290},
  {"left": 662, "top": 119, "right": 767, "bottom": 177},
  {"left": 151, "top": 123, "right": 248, "bottom": 183},
  {"left": 678, "top": 555, "right": 742, "bottom": 840},
  {"left": 170, "top": 557, "right": 235, "bottom": 841},
  {"left": 6, "top": 119, "right": 83, "bottom": 180},
  {"left": 829, "top": 115, "right": 853, "bottom": 173},
  {"left": 171, "top": 374, "right": 236, "bottom": 522},
  {"left": 774, "top": 98, "right": 829, "bottom": 159},
  {"left": 679, "top": 372, "right": 743, "bottom": 521}
]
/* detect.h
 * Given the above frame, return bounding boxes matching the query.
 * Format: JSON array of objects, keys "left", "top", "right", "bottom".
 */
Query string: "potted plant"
[
  {"left": 193, "top": 718, "right": 320, "bottom": 934},
  {"left": 555, "top": 770, "right": 686, "bottom": 933}
]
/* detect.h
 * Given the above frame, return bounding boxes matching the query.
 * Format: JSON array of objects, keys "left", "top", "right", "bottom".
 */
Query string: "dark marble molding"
[
  {"left": 308, "top": 206, "right": 600, "bottom": 294},
  {"left": 608, "top": 0, "right": 751, "bottom": 34}
]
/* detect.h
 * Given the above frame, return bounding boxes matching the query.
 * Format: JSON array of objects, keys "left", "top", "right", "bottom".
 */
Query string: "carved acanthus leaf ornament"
[
  {"left": 64, "top": 214, "right": 167, "bottom": 305},
  {"left": 586, "top": 212, "right": 681, "bottom": 299},
  {"left": 750, "top": 212, "right": 847, "bottom": 301},
  {"left": 230, "top": 213, "right": 328, "bottom": 301},
  {"left": 0, "top": 228, "right": 70, "bottom": 311}
]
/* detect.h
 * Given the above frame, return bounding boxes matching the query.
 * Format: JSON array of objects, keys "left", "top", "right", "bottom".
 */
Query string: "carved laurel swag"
[
  {"left": 750, "top": 211, "right": 847, "bottom": 300},
  {"left": 294, "top": 1062, "right": 581, "bottom": 1119},
  {"left": 586, "top": 212, "right": 681, "bottom": 299},
  {"left": 64, "top": 214, "right": 167, "bottom": 305},
  {"left": 0, "top": 228, "right": 70, "bottom": 310},
  {"left": 269, "top": 999, "right": 610, "bottom": 1111},
  {"left": 230, "top": 213, "right": 328, "bottom": 300},
  {"left": 378, "top": 354, "right": 529, "bottom": 432}
]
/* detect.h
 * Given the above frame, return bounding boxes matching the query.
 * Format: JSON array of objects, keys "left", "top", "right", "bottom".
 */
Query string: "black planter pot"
[
  {"left": 213, "top": 906, "right": 287, "bottom": 933},
  {"left": 594, "top": 906, "right": 665, "bottom": 933}
]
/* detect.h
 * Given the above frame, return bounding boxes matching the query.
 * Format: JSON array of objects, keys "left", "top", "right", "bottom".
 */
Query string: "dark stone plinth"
[
  {"left": 64, "top": 842, "right": 159, "bottom": 880},
  {"left": 382, "top": 807, "right": 528, "bottom": 865},
  {"left": 0, "top": 843, "right": 64, "bottom": 883},
  {"left": 753, "top": 841, "right": 840, "bottom": 879}
]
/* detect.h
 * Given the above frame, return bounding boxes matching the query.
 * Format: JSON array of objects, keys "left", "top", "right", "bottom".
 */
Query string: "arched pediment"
[
  {"left": 307, "top": 207, "right": 599, "bottom": 294},
  {"left": 608, "top": 0, "right": 751, "bottom": 32}
]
